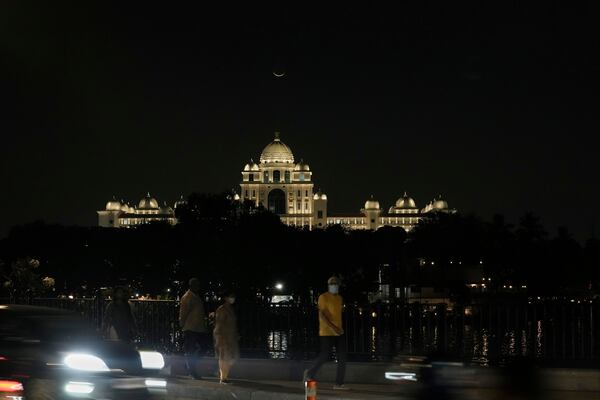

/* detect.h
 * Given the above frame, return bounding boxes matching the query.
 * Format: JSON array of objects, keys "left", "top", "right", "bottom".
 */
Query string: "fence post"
[
  {"left": 590, "top": 302, "right": 594, "bottom": 360},
  {"left": 94, "top": 290, "right": 103, "bottom": 331}
]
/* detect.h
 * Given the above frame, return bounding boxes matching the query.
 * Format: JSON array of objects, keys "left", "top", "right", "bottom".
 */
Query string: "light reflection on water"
[
  {"left": 502, "top": 330, "right": 516, "bottom": 357},
  {"left": 536, "top": 320, "right": 543, "bottom": 358},
  {"left": 267, "top": 330, "right": 288, "bottom": 359},
  {"left": 371, "top": 327, "right": 377, "bottom": 355},
  {"left": 262, "top": 308, "right": 590, "bottom": 365}
]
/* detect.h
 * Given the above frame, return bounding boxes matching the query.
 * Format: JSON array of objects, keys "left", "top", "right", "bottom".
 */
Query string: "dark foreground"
[{"left": 157, "top": 356, "right": 600, "bottom": 400}]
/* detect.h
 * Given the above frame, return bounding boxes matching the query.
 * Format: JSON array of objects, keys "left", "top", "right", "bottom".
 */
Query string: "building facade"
[
  {"left": 98, "top": 133, "right": 455, "bottom": 230},
  {"left": 240, "top": 133, "right": 455, "bottom": 231},
  {"left": 97, "top": 193, "right": 180, "bottom": 228},
  {"left": 239, "top": 132, "right": 325, "bottom": 229}
]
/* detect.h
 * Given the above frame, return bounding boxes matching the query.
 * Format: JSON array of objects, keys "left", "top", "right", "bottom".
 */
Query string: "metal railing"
[{"left": 4, "top": 297, "right": 599, "bottom": 364}]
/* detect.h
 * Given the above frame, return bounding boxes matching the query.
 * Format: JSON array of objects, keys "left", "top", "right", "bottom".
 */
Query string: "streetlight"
[{"left": 275, "top": 283, "right": 284, "bottom": 291}]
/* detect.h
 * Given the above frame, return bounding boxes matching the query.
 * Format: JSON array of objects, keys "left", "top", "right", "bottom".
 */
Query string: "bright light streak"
[
  {"left": 65, "top": 382, "right": 94, "bottom": 394},
  {"left": 139, "top": 351, "right": 165, "bottom": 370},
  {"left": 0, "top": 380, "right": 24, "bottom": 392},
  {"left": 145, "top": 379, "right": 167, "bottom": 388},
  {"left": 64, "top": 354, "right": 109, "bottom": 372},
  {"left": 385, "top": 372, "right": 417, "bottom": 381}
]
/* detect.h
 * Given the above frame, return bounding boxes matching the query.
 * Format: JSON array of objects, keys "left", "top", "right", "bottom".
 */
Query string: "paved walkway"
[
  {"left": 167, "top": 377, "right": 412, "bottom": 400},
  {"left": 165, "top": 376, "right": 599, "bottom": 400}
]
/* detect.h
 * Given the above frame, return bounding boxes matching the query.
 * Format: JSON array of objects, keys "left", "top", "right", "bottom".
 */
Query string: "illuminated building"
[
  {"left": 239, "top": 132, "right": 322, "bottom": 229},
  {"left": 97, "top": 193, "right": 179, "bottom": 228},
  {"left": 97, "top": 133, "right": 454, "bottom": 230},
  {"left": 240, "top": 133, "right": 455, "bottom": 231}
]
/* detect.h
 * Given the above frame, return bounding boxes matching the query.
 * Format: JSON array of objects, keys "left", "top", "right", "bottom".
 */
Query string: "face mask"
[
  {"left": 328, "top": 285, "right": 339, "bottom": 294},
  {"left": 227, "top": 297, "right": 236, "bottom": 304}
]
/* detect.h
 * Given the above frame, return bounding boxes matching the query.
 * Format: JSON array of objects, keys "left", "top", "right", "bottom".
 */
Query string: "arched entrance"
[{"left": 268, "top": 189, "right": 286, "bottom": 215}]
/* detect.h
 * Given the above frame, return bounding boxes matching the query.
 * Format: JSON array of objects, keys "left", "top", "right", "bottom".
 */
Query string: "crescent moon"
[{"left": 273, "top": 71, "right": 285, "bottom": 78}]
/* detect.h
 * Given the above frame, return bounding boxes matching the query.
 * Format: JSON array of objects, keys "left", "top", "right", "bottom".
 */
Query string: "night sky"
[{"left": 1, "top": 3, "right": 597, "bottom": 240}]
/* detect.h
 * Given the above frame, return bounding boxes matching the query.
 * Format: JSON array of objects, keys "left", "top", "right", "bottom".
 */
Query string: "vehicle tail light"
[{"left": 0, "top": 381, "right": 23, "bottom": 393}]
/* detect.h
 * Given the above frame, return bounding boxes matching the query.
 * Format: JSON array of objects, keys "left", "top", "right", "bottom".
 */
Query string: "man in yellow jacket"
[
  {"left": 304, "top": 276, "right": 349, "bottom": 390},
  {"left": 179, "top": 277, "right": 208, "bottom": 379}
]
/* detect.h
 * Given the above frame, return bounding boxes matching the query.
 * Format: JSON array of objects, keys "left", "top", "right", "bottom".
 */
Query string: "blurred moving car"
[{"left": 0, "top": 305, "right": 166, "bottom": 400}]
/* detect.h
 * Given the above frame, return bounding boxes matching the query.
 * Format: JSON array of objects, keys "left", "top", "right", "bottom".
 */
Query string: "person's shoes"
[
  {"left": 333, "top": 384, "right": 350, "bottom": 390},
  {"left": 219, "top": 379, "right": 230, "bottom": 385}
]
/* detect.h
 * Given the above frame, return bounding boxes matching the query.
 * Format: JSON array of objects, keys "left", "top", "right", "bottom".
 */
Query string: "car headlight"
[
  {"left": 138, "top": 351, "right": 165, "bottom": 370},
  {"left": 64, "top": 353, "right": 109, "bottom": 372}
]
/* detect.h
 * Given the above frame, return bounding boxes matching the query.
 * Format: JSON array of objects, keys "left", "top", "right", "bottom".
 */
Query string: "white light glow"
[
  {"left": 64, "top": 354, "right": 109, "bottom": 372},
  {"left": 145, "top": 379, "right": 167, "bottom": 388},
  {"left": 139, "top": 351, "right": 165, "bottom": 370},
  {"left": 385, "top": 372, "right": 417, "bottom": 381},
  {"left": 275, "top": 283, "right": 284, "bottom": 290},
  {"left": 65, "top": 382, "right": 94, "bottom": 394}
]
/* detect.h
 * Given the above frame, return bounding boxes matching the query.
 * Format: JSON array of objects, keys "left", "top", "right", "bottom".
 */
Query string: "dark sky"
[{"left": 1, "top": 3, "right": 597, "bottom": 240}]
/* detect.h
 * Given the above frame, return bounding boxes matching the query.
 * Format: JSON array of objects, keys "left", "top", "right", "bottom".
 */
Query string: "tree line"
[{"left": 1, "top": 192, "right": 598, "bottom": 303}]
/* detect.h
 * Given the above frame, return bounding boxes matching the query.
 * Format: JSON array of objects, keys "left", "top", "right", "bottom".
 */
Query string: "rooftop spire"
[{"left": 274, "top": 131, "right": 281, "bottom": 141}]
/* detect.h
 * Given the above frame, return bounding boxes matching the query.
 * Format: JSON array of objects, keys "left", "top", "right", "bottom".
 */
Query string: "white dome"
[
  {"left": 233, "top": 193, "right": 241, "bottom": 201},
  {"left": 395, "top": 192, "right": 417, "bottom": 209},
  {"left": 260, "top": 132, "right": 294, "bottom": 164},
  {"left": 106, "top": 198, "right": 122, "bottom": 211},
  {"left": 320, "top": 193, "right": 327, "bottom": 200},
  {"left": 138, "top": 193, "right": 159, "bottom": 210},
  {"left": 244, "top": 159, "right": 260, "bottom": 171},
  {"left": 120, "top": 202, "right": 130, "bottom": 212},
  {"left": 364, "top": 198, "right": 380, "bottom": 210},
  {"left": 313, "top": 193, "right": 320, "bottom": 200},
  {"left": 433, "top": 199, "right": 449, "bottom": 210},
  {"left": 294, "top": 160, "right": 310, "bottom": 171}
]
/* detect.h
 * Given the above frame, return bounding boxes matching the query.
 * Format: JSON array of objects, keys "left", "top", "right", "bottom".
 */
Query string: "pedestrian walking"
[
  {"left": 304, "top": 276, "right": 349, "bottom": 390},
  {"left": 213, "top": 291, "right": 239, "bottom": 384},
  {"left": 103, "top": 286, "right": 136, "bottom": 342},
  {"left": 179, "top": 277, "right": 208, "bottom": 379}
]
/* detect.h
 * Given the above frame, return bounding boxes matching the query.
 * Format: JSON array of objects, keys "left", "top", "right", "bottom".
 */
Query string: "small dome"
[
  {"left": 244, "top": 159, "right": 259, "bottom": 171},
  {"left": 233, "top": 193, "right": 241, "bottom": 201},
  {"left": 320, "top": 193, "right": 327, "bottom": 200},
  {"left": 260, "top": 132, "right": 294, "bottom": 164},
  {"left": 395, "top": 192, "right": 417, "bottom": 209},
  {"left": 120, "top": 202, "right": 130, "bottom": 212},
  {"left": 160, "top": 202, "right": 174, "bottom": 215},
  {"left": 138, "top": 193, "right": 159, "bottom": 210},
  {"left": 364, "top": 197, "right": 380, "bottom": 210},
  {"left": 313, "top": 193, "right": 320, "bottom": 200},
  {"left": 106, "top": 198, "right": 122, "bottom": 211},
  {"left": 174, "top": 195, "right": 187, "bottom": 209},
  {"left": 433, "top": 198, "right": 449, "bottom": 210},
  {"left": 294, "top": 159, "right": 310, "bottom": 171}
]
